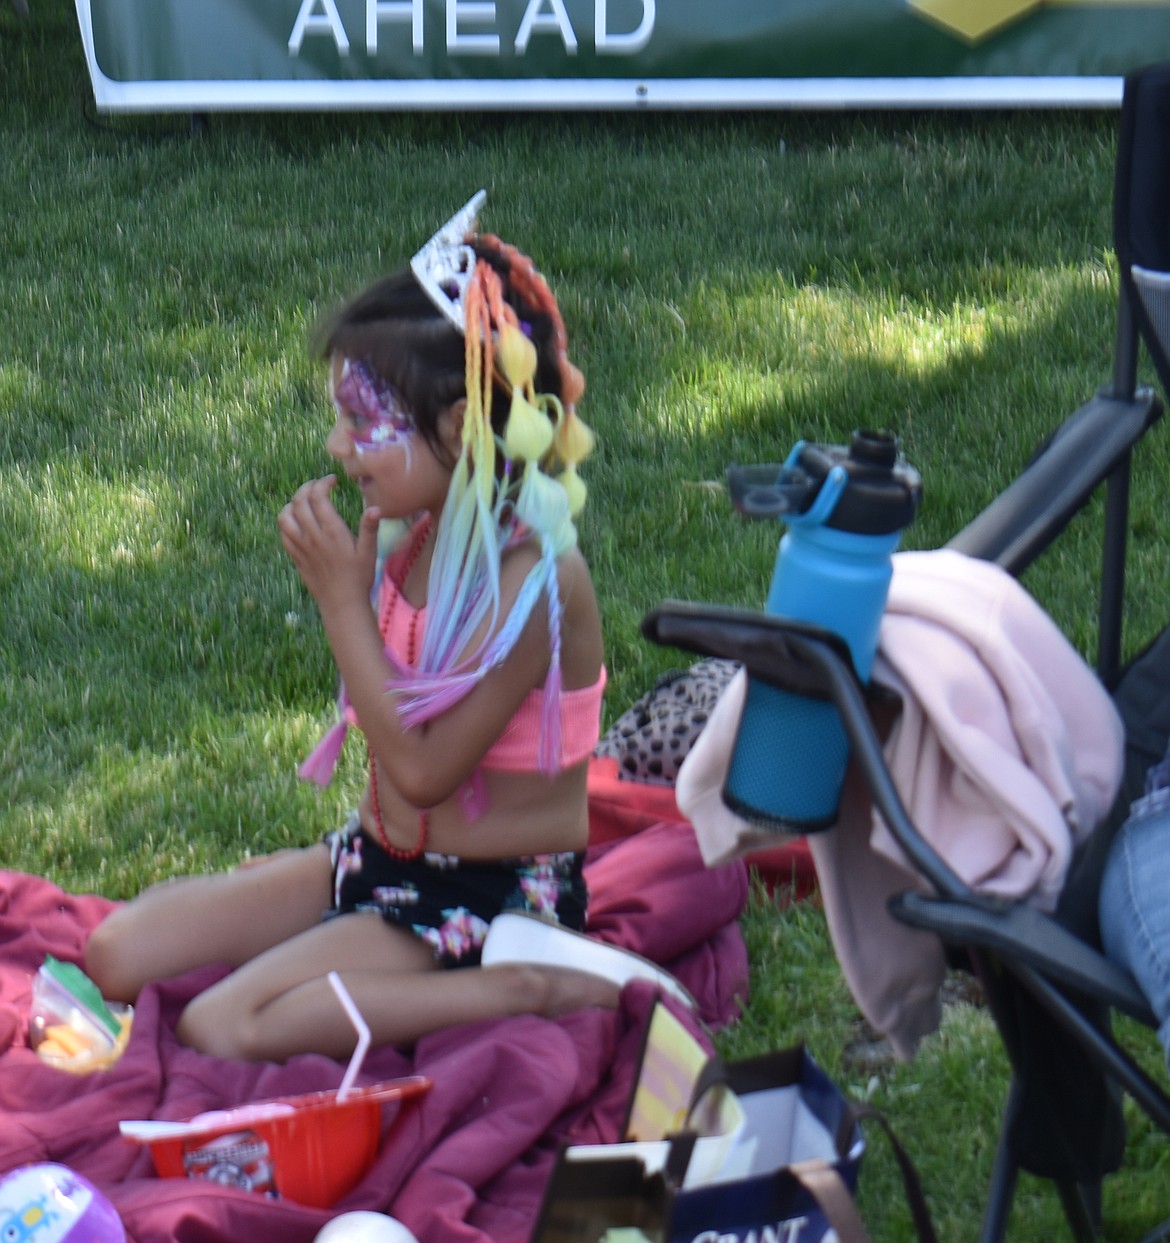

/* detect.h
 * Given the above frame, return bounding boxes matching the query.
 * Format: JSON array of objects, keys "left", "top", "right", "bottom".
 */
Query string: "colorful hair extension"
[{"left": 386, "top": 237, "right": 594, "bottom": 775}]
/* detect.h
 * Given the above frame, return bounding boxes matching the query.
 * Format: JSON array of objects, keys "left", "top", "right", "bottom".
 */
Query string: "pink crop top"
[{"left": 383, "top": 591, "right": 605, "bottom": 774}]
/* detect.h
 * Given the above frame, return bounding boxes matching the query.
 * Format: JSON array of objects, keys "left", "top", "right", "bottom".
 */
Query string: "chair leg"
[
  {"left": 979, "top": 1081, "right": 1022, "bottom": 1243},
  {"left": 1055, "top": 1180, "right": 1102, "bottom": 1243},
  {"left": 984, "top": 1070, "right": 1106, "bottom": 1243}
]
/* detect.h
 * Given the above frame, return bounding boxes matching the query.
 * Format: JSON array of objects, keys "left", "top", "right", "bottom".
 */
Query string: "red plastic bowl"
[{"left": 138, "top": 1076, "right": 431, "bottom": 1208}]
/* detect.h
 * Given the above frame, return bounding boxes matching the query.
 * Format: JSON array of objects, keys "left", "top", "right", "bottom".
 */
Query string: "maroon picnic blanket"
[{"left": 0, "top": 820, "right": 749, "bottom": 1243}]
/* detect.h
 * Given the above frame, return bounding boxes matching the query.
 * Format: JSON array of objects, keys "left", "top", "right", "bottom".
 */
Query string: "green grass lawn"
[{"left": 4, "top": 3, "right": 1170, "bottom": 1238}]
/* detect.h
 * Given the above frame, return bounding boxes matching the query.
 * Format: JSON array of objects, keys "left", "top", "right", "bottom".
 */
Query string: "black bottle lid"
[{"left": 794, "top": 430, "right": 922, "bottom": 534}]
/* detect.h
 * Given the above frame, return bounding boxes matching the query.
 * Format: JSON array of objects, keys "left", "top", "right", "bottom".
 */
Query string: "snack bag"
[{"left": 28, "top": 956, "right": 132, "bottom": 1072}]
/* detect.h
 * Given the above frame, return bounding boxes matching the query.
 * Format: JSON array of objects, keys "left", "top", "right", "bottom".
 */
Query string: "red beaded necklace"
[{"left": 368, "top": 516, "right": 432, "bottom": 861}]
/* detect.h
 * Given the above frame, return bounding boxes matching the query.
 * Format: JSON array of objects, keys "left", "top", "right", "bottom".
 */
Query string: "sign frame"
[{"left": 74, "top": 0, "right": 1168, "bottom": 113}]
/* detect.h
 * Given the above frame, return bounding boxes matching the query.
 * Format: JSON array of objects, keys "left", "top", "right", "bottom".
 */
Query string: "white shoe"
[{"left": 481, "top": 912, "right": 696, "bottom": 1010}]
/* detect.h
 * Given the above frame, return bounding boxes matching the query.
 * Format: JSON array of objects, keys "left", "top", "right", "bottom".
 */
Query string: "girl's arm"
[{"left": 278, "top": 476, "right": 564, "bottom": 808}]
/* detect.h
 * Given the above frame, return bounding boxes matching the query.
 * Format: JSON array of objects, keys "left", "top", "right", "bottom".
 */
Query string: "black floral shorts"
[{"left": 324, "top": 813, "right": 587, "bottom": 968}]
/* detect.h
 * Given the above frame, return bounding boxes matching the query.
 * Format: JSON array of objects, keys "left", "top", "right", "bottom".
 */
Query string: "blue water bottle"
[{"left": 722, "top": 430, "right": 921, "bottom": 832}]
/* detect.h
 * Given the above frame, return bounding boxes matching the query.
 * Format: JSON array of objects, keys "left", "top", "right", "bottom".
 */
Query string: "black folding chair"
[{"left": 642, "top": 60, "right": 1170, "bottom": 1243}]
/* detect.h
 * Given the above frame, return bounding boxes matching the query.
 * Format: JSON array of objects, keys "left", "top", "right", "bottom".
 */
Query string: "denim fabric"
[{"left": 1099, "top": 803, "right": 1170, "bottom": 1064}]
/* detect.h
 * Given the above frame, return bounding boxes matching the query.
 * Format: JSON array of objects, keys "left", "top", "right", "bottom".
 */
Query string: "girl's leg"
[
  {"left": 176, "top": 911, "right": 621, "bottom": 1062},
  {"left": 85, "top": 844, "right": 334, "bottom": 1004},
  {"left": 1100, "top": 808, "right": 1170, "bottom": 1065}
]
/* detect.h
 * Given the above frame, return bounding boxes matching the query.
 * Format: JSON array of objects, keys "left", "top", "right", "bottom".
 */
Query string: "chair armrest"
[
  {"left": 891, "top": 890, "right": 1156, "bottom": 1026},
  {"left": 641, "top": 600, "right": 858, "bottom": 696},
  {"left": 946, "top": 386, "right": 1161, "bottom": 574}
]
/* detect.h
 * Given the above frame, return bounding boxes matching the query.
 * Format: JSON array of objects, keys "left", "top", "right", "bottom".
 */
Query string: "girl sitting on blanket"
[{"left": 85, "top": 192, "right": 620, "bottom": 1061}]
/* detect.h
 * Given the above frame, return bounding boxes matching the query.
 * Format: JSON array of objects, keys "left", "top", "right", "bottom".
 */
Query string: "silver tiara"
[{"left": 410, "top": 189, "right": 487, "bottom": 335}]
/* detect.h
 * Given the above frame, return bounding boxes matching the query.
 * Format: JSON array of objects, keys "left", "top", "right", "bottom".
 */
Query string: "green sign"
[{"left": 74, "top": 0, "right": 1170, "bottom": 111}]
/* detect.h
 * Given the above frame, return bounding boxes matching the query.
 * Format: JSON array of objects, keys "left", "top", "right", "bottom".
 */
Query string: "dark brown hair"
[{"left": 315, "top": 239, "right": 563, "bottom": 465}]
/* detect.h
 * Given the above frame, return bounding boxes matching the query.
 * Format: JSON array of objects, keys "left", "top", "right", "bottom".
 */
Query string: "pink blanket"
[{"left": 0, "top": 821, "right": 748, "bottom": 1243}]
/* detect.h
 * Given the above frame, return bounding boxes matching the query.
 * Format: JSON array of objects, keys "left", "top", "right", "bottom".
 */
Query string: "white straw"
[{"left": 328, "top": 971, "right": 370, "bottom": 1102}]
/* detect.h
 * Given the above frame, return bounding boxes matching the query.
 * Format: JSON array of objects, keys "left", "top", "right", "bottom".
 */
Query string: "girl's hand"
[{"left": 277, "top": 476, "right": 381, "bottom": 615}]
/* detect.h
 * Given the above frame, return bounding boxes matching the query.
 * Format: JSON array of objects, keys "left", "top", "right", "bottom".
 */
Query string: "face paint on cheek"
[
  {"left": 333, "top": 358, "right": 419, "bottom": 461},
  {"left": 352, "top": 416, "right": 416, "bottom": 458},
  {"left": 355, "top": 425, "right": 417, "bottom": 488}
]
